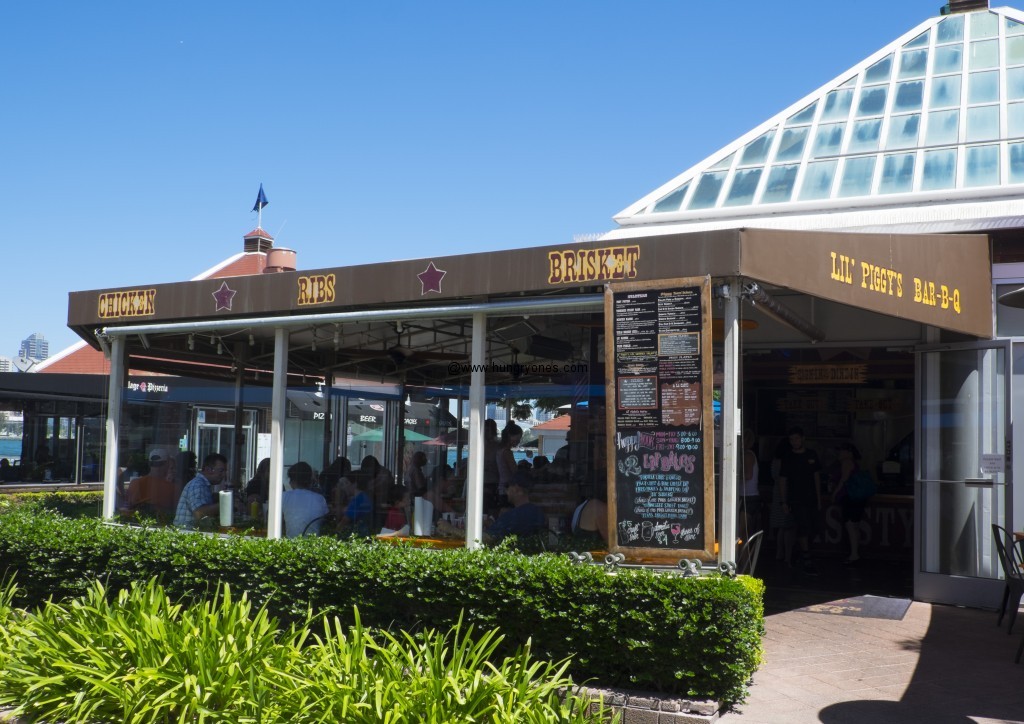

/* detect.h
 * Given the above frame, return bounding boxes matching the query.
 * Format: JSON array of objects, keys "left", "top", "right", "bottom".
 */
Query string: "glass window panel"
[
  {"left": 838, "top": 156, "right": 877, "bottom": 197},
  {"left": 968, "top": 70, "right": 1000, "bottom": 103},
  {"left": 887, "top": 114, "right": 921, "bottom": 150},
  {"left": 933, "top": 44, "right": 963, "bottom": 74},
  {"left": 857, "top": 85, "right": 888, "bottom": 116},
  {"left": 688, "top": 171, "right": 727, "bottom": 209},
  {"left": 899, "top": 49, "right": 928, "bottom": 79},
  {"left": 937, "top": 14, "right": 964, "bottom": 43},
  {"left": 775, "top": 127, "right": 808, "bottom": 162},
  {"left": 904, "top": 30, "right": 930, "bottom": 49},
  {"left": 1008, "top": 18, "right": 1024, "bottom": 37},
  {"left": 966, "top": 105, "right": 999, "bottom": 141},
  {"left": 880, "top": 153, "right": 916, "bottom": 194},
  {"left": 724, "top": 168, "right": 762, "bottom": 206},
  {"left": 864, "top": 55, "right": 893, "bottom": 83},
  {"left": 740, "top": 130, "right": 775, "bottom": 165},
  {"left": 848, "top": 119, "right": 882, "bottom": 152},
  {"left": 1009, "top": 142, "right": 1024, "bottom": 183},
  {"left": 786, "top": 102, "right": 817, "bottom": 126},
  {"left": 894, "top": 81, "right": 924, "bottom": 112},
  {"left": 1009, "top": 36, "right": 1024, "bottom": 65},
  {"left": 799, "top": 160, "right": 838, "bottom": 200},
  {"left": 970, "top": 39, "right": 999, "bottom": 70},
  {"left": 970, "top": 11, "right": 998, "bottom": 39},
  {"left": 921, "top": 148, "right": 957, "bottom": 190},
  {"left": 761, "top": 165, "right": 799, "bottom": 203},
  {"left": 652, "top": 183, "right": 689, "bottom": 213},
  {"left": 839, "top": 76, "right": 857, "bottom": 88},
  {"left": 821, "top": 88, "right": 853, "bottom": 121},
  {"left": 812, "top": 122, "right": 846, "bottom": 157},
  {"left": 709, "top": 152, "right": 734, "bottom": 170},
  {"left": 1009, "top": 102, "right": 1024, "bottom": 137},
  {"left": 964, "top": 144, "right": 999, "bottom": 186},
  {"left": 926, "top": 109, "right": 960, "bottom": 145},
  {"left": 1009, "top": 67, "right": 1024, "bottom": 100},
  {"left": 930, "top": 75, "right": 962, "bottom": 108}
]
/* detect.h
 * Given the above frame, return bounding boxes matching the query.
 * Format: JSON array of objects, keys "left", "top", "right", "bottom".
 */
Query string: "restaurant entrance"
[{"left": 739, "top": 347, "right": 916, "bottom": 600}]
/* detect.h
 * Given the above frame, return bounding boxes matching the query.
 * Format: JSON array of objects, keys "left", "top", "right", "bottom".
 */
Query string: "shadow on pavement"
[{"left": 818, "top": 604, "right": 1024, "bottom": 724}]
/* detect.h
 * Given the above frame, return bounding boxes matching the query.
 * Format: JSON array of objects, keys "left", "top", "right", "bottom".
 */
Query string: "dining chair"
[
  {"left": 736, "top": 530, "right": 764, "bottom": 577},
  {"left": 991, "top": 524, "right": 1024, "bottom": 634}
]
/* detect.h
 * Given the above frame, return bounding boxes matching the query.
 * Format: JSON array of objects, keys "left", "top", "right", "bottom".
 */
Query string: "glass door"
[
  {"left": 915, "top": 341, "right": 1010, "bottom": 607},
  {"left": 194, "top": 408, "right": 256, "bottom": 483}
]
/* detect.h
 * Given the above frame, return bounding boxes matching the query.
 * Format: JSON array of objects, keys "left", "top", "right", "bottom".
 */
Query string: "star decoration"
[
  {"left": 417, "top": 262, "right": 447, "bottom": 295},
  {"left": 212, "top": 281, "right": 237, "bottom": 311}
]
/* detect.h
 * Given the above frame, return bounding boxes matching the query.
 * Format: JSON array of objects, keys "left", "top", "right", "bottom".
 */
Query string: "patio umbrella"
[{"left": 350, "top": 428, "right": 433, "bottom": 444}]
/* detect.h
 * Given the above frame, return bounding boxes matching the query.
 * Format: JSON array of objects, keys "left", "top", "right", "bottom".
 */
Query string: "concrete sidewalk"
[{"left": 719, "top": 599, "right": 1024, "bottom": 724}]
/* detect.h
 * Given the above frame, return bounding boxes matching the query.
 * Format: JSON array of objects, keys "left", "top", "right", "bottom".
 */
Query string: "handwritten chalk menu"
[{"left": 605, "top": 277, "right": 716, "bottom": 561}]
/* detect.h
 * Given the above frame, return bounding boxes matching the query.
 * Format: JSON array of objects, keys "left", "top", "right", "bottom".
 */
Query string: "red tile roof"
[
  {"left": 40, "top": 250, "right": 268, "bottom": 375},
  {"left": 532, "top": 415, "right": 572, "bottom": 431}
]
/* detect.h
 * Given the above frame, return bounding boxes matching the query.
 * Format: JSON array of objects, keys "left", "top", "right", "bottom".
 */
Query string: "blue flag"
[{"left": 252, "top": 183, "right": 269, "bottom": 212}]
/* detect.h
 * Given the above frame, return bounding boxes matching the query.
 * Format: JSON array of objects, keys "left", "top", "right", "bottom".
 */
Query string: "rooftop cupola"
[{"left": 942, "top": 0, "right": 989, "bottom": 14}]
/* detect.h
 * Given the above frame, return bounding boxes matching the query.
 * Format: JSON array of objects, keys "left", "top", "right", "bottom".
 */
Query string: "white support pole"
[
  {"left": 465, "top": 312, "right": 486, "bottom": 549},
  {"left": 267, "top": 327, "right": 288, "bottom": 540},
  {"left": 102, "top": 336, "right": 125, "bottom": 520},
  {"left": 720, "top": 282, "right": 741, "bottom": 565}
]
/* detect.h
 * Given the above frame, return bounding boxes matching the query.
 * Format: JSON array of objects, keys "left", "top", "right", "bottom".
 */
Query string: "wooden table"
[{"left": 375, "top": 535, "right": 466, "bottom": 549}]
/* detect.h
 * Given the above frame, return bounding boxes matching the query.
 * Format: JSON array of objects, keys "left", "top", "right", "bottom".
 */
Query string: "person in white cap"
[{"left": 124, "top": 448, "right": 179, "bottom": 520}]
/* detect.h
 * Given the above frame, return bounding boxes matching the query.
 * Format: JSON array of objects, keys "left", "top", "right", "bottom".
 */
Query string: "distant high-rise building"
[
  {"left": 19, "top": 333, "right": 48, "bottom": 361},
  {"left": 0, "top": 356, "right": 11, "bottom": 373}
]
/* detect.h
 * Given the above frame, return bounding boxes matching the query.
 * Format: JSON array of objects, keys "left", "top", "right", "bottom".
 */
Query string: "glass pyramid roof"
[{"left": 617, "top": 7, "right": 1024, "bottom": 226}]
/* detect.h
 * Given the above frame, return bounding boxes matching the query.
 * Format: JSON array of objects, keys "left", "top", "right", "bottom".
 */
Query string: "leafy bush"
[
  {"left": 0, "top": 577, "right": 610, "bottom": 723},
  {"left": 0, "top": 489, "right": 102, "bottom": 518},
  {"left": 0, "top": 506, "right": 764, "bottom": 702}
]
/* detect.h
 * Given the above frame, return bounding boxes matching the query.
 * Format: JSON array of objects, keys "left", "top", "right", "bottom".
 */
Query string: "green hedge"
[
  {"left": 0, "top": 490, "right": 102, "bottom": 519},
  {"left": 0, "top": 507, "right": 764, "bottom": 703}
]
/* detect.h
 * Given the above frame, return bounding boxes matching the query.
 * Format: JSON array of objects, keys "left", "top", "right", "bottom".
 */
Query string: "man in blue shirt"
[
  {"left": 173, "top": 453, "right": 228, "bottom": 528},
  {"left": 486, "top": 471, "right": 546, "bottom": 543}
]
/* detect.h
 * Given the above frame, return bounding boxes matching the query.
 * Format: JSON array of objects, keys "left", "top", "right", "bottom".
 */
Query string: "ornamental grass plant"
[{"left": 0, "top": 577, "right": 611, "bottom": 724}]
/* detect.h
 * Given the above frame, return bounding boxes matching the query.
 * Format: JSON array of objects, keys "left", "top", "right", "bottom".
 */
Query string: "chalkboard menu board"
[{"left": 605, "top": 277, "right": 715, "bottom": 561}]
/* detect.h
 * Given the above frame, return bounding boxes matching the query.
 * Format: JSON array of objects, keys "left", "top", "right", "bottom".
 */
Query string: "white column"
[
  {"left": 465, "top": 312, "right": 486, "bottom": 549},
  {"left": 720, "top": 283, "right": 740, "bottom": 565},
  {"left": 102, "top": 335, "right": 125, "bottom": 520},
  {"left": 267, "top": 327, "right": 288, "bottom": 540}
]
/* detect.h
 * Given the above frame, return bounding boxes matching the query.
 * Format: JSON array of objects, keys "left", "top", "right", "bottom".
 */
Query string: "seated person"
[
  {"left": 485, "top": 471, "right": 547, "bottom": 543},
  {"left": 282, "top": 461, "right": 329, "bottom": 538},
  {"left": 570, "top": 492, "right": 608, "bottom": 549},
  {"left": 383, "top": 485, "right": 410, "bottom": 531},
  {"left": 124, "top": 448, "right": 179, "bottom": 519},
  {"left": 340, "top": 475, "right": 373, "bottom": 536},
  {"left": 244, "top": 457, "right": 271, "bottom": 505},
  {"left": 173, "top": 453, "right": 227, "bottom": 528}
]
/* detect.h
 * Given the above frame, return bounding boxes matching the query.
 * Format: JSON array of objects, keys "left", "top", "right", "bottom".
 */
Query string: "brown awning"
[
  {"left": 67, "top": 227, "right": 992, "bottom": 344},
  {"left": 739, "top": 228, "right": 992, "bottom": 339}
]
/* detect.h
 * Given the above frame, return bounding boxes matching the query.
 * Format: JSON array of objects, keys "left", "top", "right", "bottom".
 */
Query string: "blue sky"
[{"left": 1, "top": 0, "right": 948, "bottom": 358}]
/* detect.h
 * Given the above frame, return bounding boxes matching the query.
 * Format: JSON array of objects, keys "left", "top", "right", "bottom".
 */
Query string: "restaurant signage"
[
  {"left": 788, "top": 363, "right": 867, "bottom": 384},
  {"left": 548, "top": 245, "right": 640, "bottom": 285},
  {"left": 605, "top": 276, "right": 716, "bottom": 561},
  {"left": 98, "top": 289, "right": 156, "bottom": 319},
  {"left": 739, "top": 229, "right": 992, "bottom": 339},
  {"left": 297, "top": 274, "right": 336, "bottom": 306}
]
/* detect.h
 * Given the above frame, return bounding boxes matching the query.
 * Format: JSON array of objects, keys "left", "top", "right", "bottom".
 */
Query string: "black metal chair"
[
  {"left": 991, "top": 524, "right": 1024, "bottom": 635},
  {"left": 302, "top": 513, "right": 336, "bottom": 537},
  {"left": 736, "top": 530, "right": 764, "bottom": 576}
]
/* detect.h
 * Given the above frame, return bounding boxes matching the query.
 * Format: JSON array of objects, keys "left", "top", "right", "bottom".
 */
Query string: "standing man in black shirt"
[{"left": 777, "top": 426, "right": 822, "bottom": 575}]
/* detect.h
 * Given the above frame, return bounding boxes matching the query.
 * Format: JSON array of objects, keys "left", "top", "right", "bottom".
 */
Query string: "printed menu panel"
[{"left": 606, "top": 278, "right": 714, "bottom": 557}]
